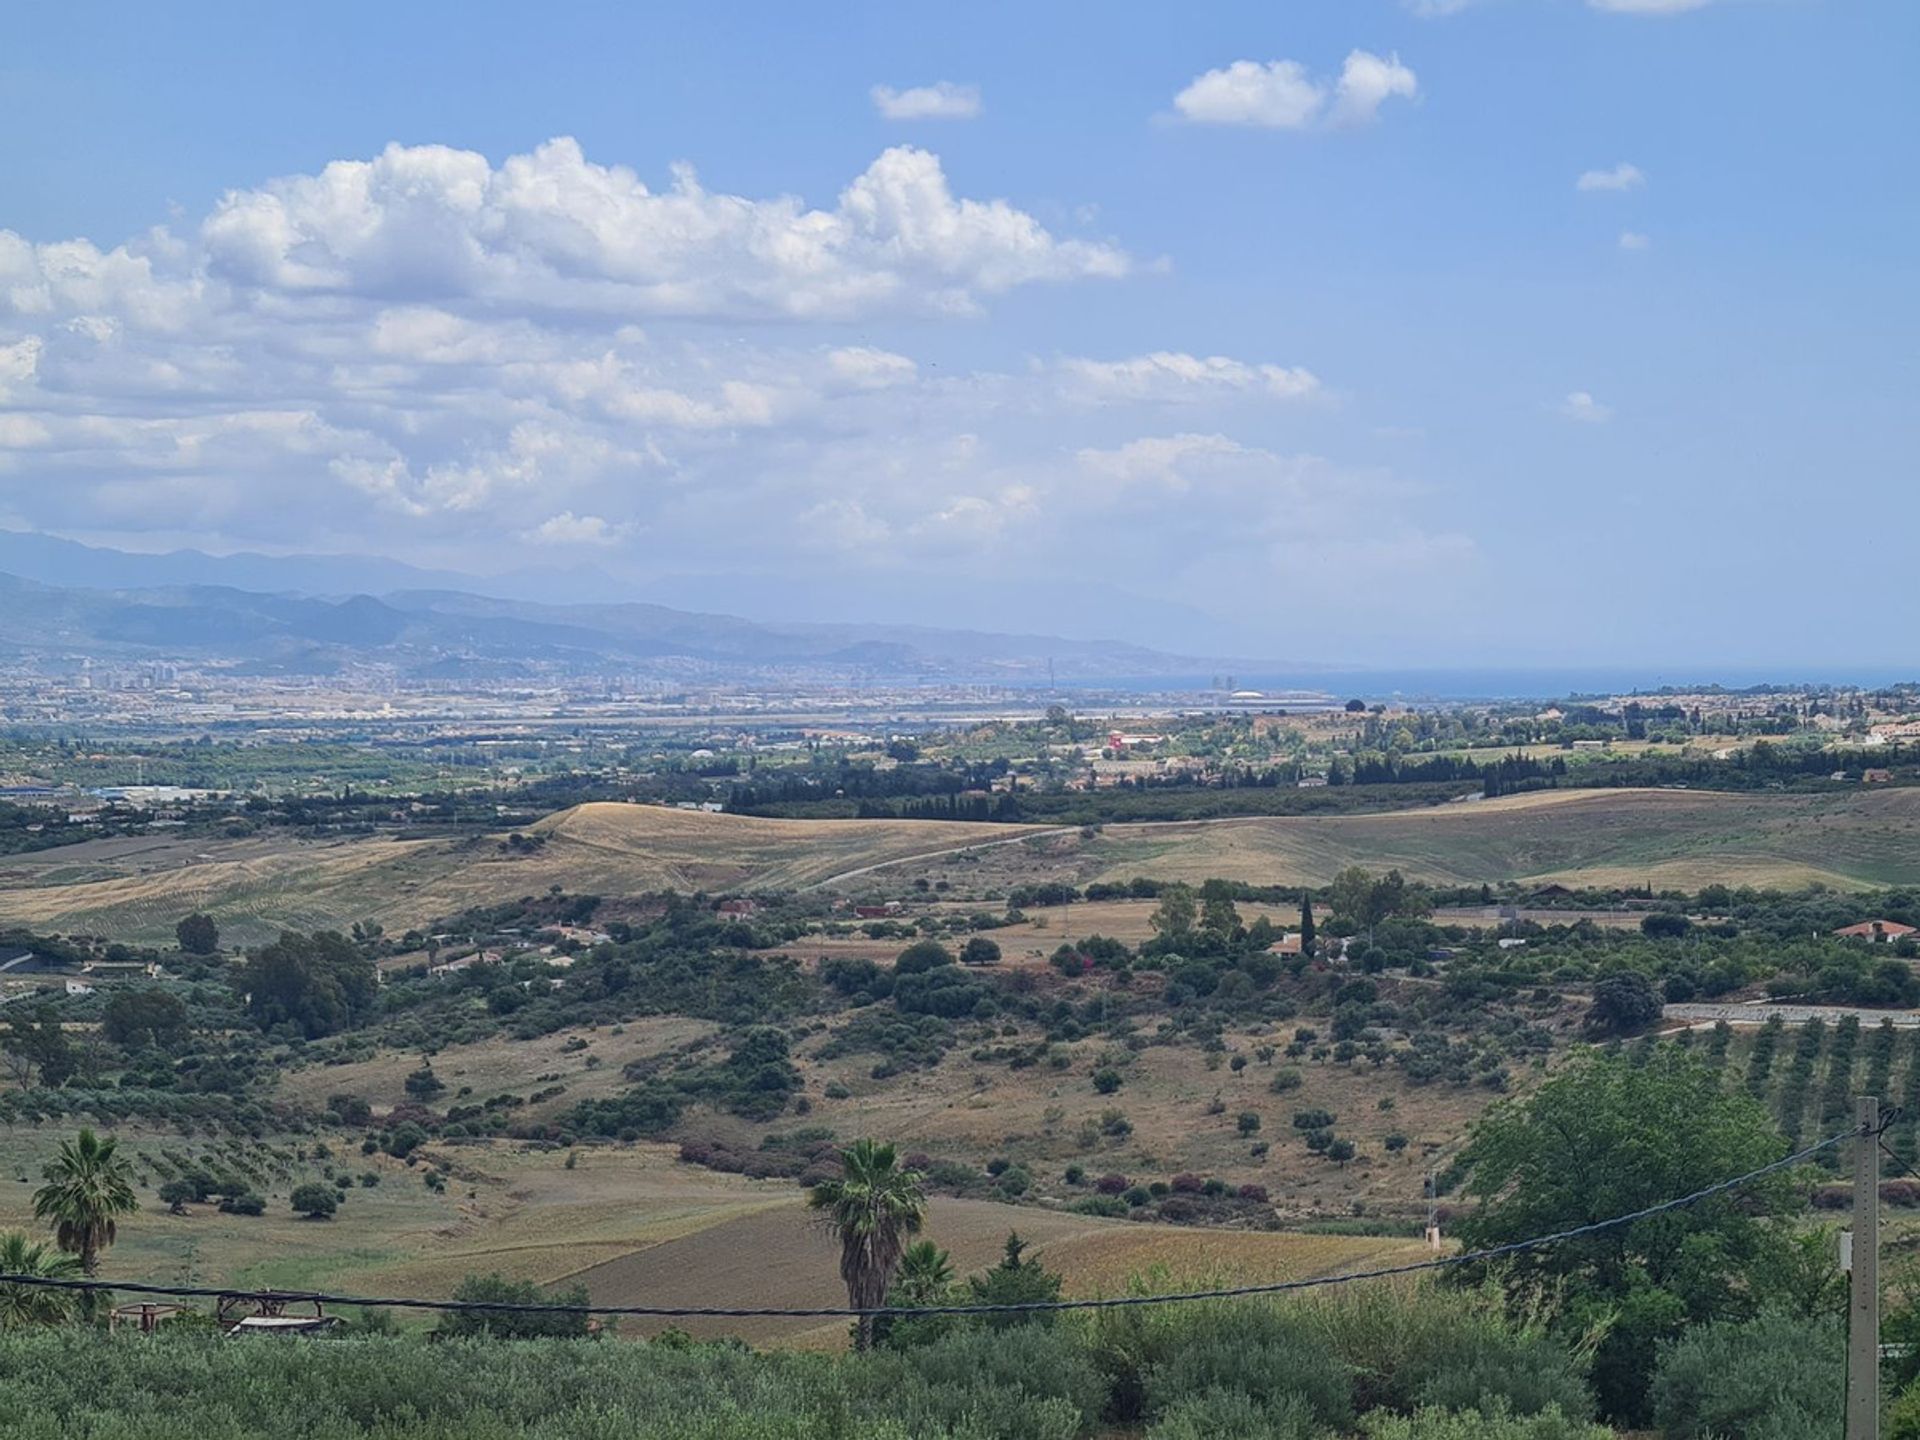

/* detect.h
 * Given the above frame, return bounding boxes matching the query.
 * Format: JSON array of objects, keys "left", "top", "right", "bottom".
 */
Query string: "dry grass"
[
  {"left": 0, "top": 1128, "right": 1421, "bottom": 1349},
  {"left": 10, "top": 786, "right": 1918, "bottom": 947},
  {"left": 271, "top": 1017, "right": 717, "bottom": 1123},
  {"left": 0, "top": 805, "right": 1048, "bottom": 945}
]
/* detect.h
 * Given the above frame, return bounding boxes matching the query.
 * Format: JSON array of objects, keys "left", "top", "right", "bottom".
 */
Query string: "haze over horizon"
[{"left": 1, "top": 1, "right": 1913, "bottom": 670}]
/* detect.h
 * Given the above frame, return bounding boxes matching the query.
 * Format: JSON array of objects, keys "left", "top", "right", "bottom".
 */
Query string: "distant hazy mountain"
[
  {"left": 0, "top": 531, "right": 1227, "bottom": 655},
  {"left": 0, "top": 569, "right": 1235, "bottom": 682},
  {"left": 0, "top": 530, "right": 624, "bottom": 605}
]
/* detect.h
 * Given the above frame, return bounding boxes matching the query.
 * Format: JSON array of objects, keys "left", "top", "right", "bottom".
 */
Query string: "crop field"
[
  {"left": 1067, "top": 787, "right": 1920, "bottom": 893},
  {"left": 7, "top": 787, "right": 1919, "bottom": 946},
  {"left": 0, "top": 1128, "right": 1423, "bottom": 1347},
  {"left": 0, "top": 805, "right": 1050, "bottom": 944}
]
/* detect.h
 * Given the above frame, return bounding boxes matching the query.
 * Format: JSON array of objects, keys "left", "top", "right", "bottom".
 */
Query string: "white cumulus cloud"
[
  {"left": 1174, "top": 52, "right": 1417, "bottom": 130},
  {"left": 1561, "top": 391, "right": 1614, "bottom": 423},
  {"left": 527, "top": 511, "right": 625, "bottom": 546},
  {"left": 11, "top": 137, "right": 1131, "bottom": 328},
  {"left": 1331, "top": 51, "right": 1421, "bottom": 126},
  {"left": 1577, "top": 162, "right": 1646, "bottom": 192},
  {"left": 871, "top": 82, "right": 982, "bottom": 121},
  {"left": 1618, "top": 231, "right": 1651, "bottom": 251}
]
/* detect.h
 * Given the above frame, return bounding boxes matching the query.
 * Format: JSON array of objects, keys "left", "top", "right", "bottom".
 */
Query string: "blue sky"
[{"left": 0, "top": 0, "right": 1913, "bottom": 668}]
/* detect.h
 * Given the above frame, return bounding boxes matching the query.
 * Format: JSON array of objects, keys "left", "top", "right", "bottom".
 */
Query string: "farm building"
[{"left": 1834, "top": 920, "right": 1917, "bottom": 943}]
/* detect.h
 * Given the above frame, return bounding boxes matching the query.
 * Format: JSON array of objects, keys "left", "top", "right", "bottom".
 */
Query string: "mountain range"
[{"left": 0, "top": 549, "right": 1234, "bottom": 684}]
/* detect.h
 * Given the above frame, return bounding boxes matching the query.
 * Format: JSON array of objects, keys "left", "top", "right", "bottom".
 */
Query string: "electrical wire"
[{"left": 0, "top": 1119, "right": 1874, "bottom": 1321}]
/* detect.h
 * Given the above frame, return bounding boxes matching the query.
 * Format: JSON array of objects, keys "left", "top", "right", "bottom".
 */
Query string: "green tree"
[
  {"left": 893, "top": 940, "right": 953, "bottom": 975},
  {"left": 875, "top": 1238, "right": 957, "bottom": 1349},
  {"left": 1584, "top": 972, "right": 1664, "bottom": 1037},
  {"left": 1150, "top": 884, "right": 1197, "bottom": 944},
  {"left": 100, "top": 990, "right": 190, "bottom": 1052},
  {"left": 959, "top": 937, "right": 1002, "bottom": 967},
  {"left": 239, "top": 930, "right": 378, "bottom": 1038},
  {"left": 965, "top": 1231, "right": 1063, "bottom": 1327},
  {"left": 1452, "top": 1051, "right": 1796, "bottom": 1424},
  {"left": 174, "top": 913, "right": 220, "bottom": 955},
  {"left": 157, "top": 1179, "right": 199, "bottom": 1214},
  {"left": 1329, "top": 867, "right": 1424, "bottom": 943},
  {"left": 289, "top": 1183, "right": 339, "bottom": 1220},
  {"left": 435, "top": 1273, "right": 592, "bottom": 1340},
  {"left": 31, "top": 1128, "right": 137, "bottom": 1276},
  {"left": 1199, "top": 881, "right": 1242, "bottom": 944},
  {"left": 0, "top": 1006, "right": 74, "bottom": 1089},
  {"left": 807, "top": 1139, "right": 928, "bottom": 1351},
  {"left": 1299, "top": 895, "right": 1317, "bottom": 958},
  {"left": 0, "top": 1232, "right": 82, "bottom": 1330}
]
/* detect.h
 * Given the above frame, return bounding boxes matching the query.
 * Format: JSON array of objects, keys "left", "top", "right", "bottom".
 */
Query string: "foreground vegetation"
[{"left": 0, "top": 1285, "right": 1885, "bottom": 1439}]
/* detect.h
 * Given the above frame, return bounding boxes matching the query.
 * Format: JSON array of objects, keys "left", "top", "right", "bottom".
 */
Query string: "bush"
[
  {"left": 1269, "top": 1068, "right": 1304, "bottom": 1093},
  {"left": 1651, "top": 1312, "right": 1843, "bottom": 1439},
  {"left": 1147, "top": 1389, "right": 1324, "bottom": 1439},
  {"left": 436, "top": 1273, "right": 594, "bottom": 1340},
  {"left": 1360, "top": 1403, "right": 1612, "bottom": 1440},
  {"left": 1136, "top": 1305, "right": 1352, "bottom": 1430},
  {"left": 218, "top": 1192, "right": 265, "bottom": 1216},
  {"left": 289, "top": 1182, "right": 337, "bottom": 1219},
  {"left": 1092, "top": 1068, "right": 1123, "bottom": 1095},
  {"left": 157, "top": 1178, "right": 199, "bottom": 1213}
]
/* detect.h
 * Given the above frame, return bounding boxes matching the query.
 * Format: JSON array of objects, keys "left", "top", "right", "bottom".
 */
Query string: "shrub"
[
  {"left": 289, "top": 1183, "right": 337, "bottom": 1219},
  {"left": 1360, "top": 1403, "right": 1612, "bottom": 1440},
  {"left": 1293, "top": 1109, "right": 1335, "bottom": 1131},
  {"left": 157, "top": 1178, "right": 199, "bottom": 1213},
  {"left": 1237, "top": 1112, "right": 1262, "bottom": 1136},
  {"left": 1092, "top": 1068, "right": 1123, "bottom": 1095},
  {"left": 1095, "top": 1173, "right": 1130, "bottom": 1195},
  {"left": 218, "top": 1192, "right": 265, "bottom": 1216},
  {"left": 1147, "top": 1389, "right": 1323, "bottom": 1439},
  {"left": 1305, "top": 1285, "right": 1594, "bottom": 1422},
  {"left": 1135, "top": 1304, "right": 1352, "bottom": 1430},
  {"left": 1651, "top": 1313, "right": 1842, "bottom": 1439},
  {"left": 436, "top": 1273, "right": 594, "bottom": 1340}
]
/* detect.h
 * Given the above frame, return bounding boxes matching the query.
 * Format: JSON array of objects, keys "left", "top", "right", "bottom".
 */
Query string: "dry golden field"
[
  {"left": 0, "top": 1128, "right": 1424, "bottom": 1348},
  {"left": 7, "top": 786, "right": 1920, "bottom": 945}
]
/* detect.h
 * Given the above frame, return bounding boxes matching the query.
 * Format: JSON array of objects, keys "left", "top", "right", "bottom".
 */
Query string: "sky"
[{"left": 0, "top": 0, "right": 1914, "bottom": 669}]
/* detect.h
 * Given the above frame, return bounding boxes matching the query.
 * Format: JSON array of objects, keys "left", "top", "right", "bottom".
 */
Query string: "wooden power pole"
[{"left": 1849, "top": 1094, "right": 1880, "bottom": 1440}]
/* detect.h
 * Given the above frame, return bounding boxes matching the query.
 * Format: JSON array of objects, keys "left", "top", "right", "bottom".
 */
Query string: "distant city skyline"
[{"left": 0, "top": 1, "right": 1913, "bottom": 668}]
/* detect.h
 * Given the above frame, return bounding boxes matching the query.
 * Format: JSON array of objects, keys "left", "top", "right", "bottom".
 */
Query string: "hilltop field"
[{"left": 6, "top": 786, "right": 1920, "bottom": 944}]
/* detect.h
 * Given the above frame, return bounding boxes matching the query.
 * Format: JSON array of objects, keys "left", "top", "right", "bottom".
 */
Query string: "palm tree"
[
  {"left": 808, "top": 1139, "right": 927, "bottom": 1350},
  {"left": 0, "top": 1232, "right": 82, "bottom": 1329},
  {"left": 891, "top": 1240, "right": 954, "bottom": 1307},
  {"left": 32, "top": 1127, "right": 138, "bottom": 1276}
]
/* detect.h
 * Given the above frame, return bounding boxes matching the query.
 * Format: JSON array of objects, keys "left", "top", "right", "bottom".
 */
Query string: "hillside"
[
  {"left": 0, "top": 1128, "right": 1422, "bottom": 1348},
  {"left": 6, "top": 788, "right": 1920, "bottom": 944},
  {"left": 0, "top": 807, "right": 1049, "bottom": 944}
]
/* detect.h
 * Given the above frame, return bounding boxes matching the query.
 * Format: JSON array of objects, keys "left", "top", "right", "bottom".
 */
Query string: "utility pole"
[{"left": 1849, "top": 1094, "right": 1880, "bottom": 1440}]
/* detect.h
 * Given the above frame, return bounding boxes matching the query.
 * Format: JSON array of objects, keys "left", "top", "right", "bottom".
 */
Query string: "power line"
[{"left": 0, "top": 1122, "right": 1866, "bottom": 1321}]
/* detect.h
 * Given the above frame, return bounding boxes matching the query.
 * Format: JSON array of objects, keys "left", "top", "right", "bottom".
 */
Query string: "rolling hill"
[{"left": 4, "top": 788, "right": 1920, "bottom": 945}]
